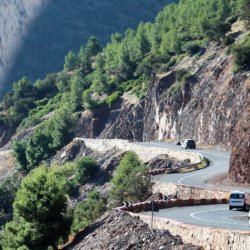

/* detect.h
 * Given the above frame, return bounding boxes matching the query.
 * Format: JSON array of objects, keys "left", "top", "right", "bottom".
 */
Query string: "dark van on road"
[{"left": 181, "top": 139, "right": 196, "bottom": 149}]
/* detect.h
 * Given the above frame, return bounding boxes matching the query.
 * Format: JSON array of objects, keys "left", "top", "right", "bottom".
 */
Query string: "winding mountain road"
[
  {"left": 138, "top": 142, "right": 250, "bottom": 230},
  {"left": 140, "top": 142, "right": 250, "bottom": 192}
]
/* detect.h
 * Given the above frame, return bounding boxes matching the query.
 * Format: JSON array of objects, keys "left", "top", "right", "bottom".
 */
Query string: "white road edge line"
[
  {"left": 190, "top": 208, "right": 248, "bottom": 227},
  {"left": 199, "top": 150, "right": 230, "bottom": 159},
  {"left": 177, "top": 171, "right": 206, "bottom": 185}
]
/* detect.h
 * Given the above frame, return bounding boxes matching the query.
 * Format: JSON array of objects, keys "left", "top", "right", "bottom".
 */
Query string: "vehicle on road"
[
  {"left": 229, "top": 191, "right": 250, "bottom": 211},
  {"left": 181, "top": 139, "right": 196, "bottom": 149}
]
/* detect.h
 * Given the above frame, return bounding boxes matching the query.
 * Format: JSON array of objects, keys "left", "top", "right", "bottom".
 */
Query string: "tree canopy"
[{"left": 0, "top": 166, "right": 71, "bottom": 250}]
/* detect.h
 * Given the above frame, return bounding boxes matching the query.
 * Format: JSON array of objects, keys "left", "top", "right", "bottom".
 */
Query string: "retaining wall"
[
  {"left": 153, "top": 181, "right": 230, "bottom": 199},
  {"left": 74, "top": 138, "right": 200, "bottom": 164},
  {"left": 118, "top": 198, "right": 228, "bottom": 212},
  {"left": 131, "top": 213, "right": 250, "bottom": 250}
]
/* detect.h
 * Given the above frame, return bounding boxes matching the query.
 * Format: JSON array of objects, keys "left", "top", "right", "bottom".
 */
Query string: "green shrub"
[
  {"left": 109, "top": 151, "right": 152, "bottom": 207},
  {"left": 75, "top": 157, "right": 99, "bottom": 184},
  {"left": 71, "top": 190, "right": 106, "bottom": 234},
  {"left": 1, "top": 166, "right": 71, "bottom": 250},
  {"left": 231, "top": 34, "right": 250, "bottom": 72},
  {"left": 106, "top": 91, "right": 122, "bottom": 109},
  {"left": 0, "top": 174, "right": 21, "bottom": 214},
  {"left": 50, "top": 163, "right": 78, "bottom": 196}
]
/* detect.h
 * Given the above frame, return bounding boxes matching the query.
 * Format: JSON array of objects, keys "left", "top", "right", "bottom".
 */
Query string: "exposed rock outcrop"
[
  {"left": 99, "top": 94, "right": 144, "bottom": 141},
  {"left": 145, "top": 154, "right": 186, "bottom": 170},
  {"left": 229, "top": 106, "right": 250, "bottom": 184},
  {"left": 0, "top": 150, "right": 16, "bottom": 181},
  {"left": 142, "top": 42, "right": 249, "bottom": 148},
  {"left": 74, "top": 40, "right": 249, "bottom": 153}
]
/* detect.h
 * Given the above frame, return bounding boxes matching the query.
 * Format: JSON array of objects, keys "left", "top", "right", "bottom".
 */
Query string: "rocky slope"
[
  {"left": 64, "top": 210, "right": 201, "bottom": 250},
  {"left": 72, "top": 31, "right": 250, "bottom": 183},
  {"left": 98, "top": 41, "right": 249, "bottom": 149},
  {"left": 229, "top": 106, "right": 250, "bottom": 184}
]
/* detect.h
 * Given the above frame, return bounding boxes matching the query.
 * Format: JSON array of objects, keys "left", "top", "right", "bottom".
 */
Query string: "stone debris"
[
  {"left": 65, "top": 210, "right": 202, "bottom": 250},
  {"left": 0, "top": 150, "right": 16, "bottom": 181}
]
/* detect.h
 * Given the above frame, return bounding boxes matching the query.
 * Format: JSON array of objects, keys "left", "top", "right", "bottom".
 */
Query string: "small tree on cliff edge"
[
  {"left": 109, "top": 151, "right": 152, "bottom": 207},
  {"left": 0, "top": 166, "right": 71, "bottom": 250}
]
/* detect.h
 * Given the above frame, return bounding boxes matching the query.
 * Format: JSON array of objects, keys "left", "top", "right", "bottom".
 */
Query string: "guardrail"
[{"left": 117, "top": 198, "right": 229, "bottom": 213}]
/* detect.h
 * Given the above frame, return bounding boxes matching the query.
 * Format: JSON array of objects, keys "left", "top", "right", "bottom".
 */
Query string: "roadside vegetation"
[
  {"left": 0, "top": 151, "right": 152, "bottom": 249},
  {"left": 109, "top": 151, "right": 152, "bottom": 207}
]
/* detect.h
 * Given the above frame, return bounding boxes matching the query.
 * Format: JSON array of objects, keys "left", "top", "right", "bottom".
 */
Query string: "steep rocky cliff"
[
  {"left": 94, "top": 41, "right": 249, "bottom": 150},
  {"left": 229, "top": 106, "right": 250, "bottom": 184},
  {"left": 74, "top": 32, "right": 250, "bottom": 184},
  {"left": 143, "top": 43, "right": 249, "bottom": 148}
]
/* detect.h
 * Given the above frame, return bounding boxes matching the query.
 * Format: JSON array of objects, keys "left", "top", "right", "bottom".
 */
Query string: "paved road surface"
[
  {"left": 137, "top": 142, "right": 250, "bottom": 230},
  {"left": 139, "top": 142, "right": 250, "bottom": 193},
  {"left": 141, "top": 204, "right": 249, "bottom": 231}
]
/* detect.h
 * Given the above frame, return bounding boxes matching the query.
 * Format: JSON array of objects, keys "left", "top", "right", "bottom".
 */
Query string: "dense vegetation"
[
  {"left": 71, "top": 190, "right": 106, "bottom": 234},
  {"left": 0, "top": 151, "right": 151, "bottom": 249},
  {"left": 0, "top": 166, "right": 71, "bottom": 250}
]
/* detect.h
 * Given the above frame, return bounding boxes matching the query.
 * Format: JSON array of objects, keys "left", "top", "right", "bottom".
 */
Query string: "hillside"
[
  {"left": 64, "top": 210, "right": 200, "bottom": 250},
  {"left": 0, "top": 0, "right": 172, "bottom": 96},
  {"left": 0, "top": 0, "right": 47, "bottom": 94},
  {"left": 0, "top": 0, "right": 250, "bottom": 249}
]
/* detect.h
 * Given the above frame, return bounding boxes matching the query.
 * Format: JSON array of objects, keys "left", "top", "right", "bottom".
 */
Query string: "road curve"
[
  {"left": 137, "top": 141, "right": 250, "bottom": 230},
  {"left": 141, "top": 204, "right": 249, "bottom": 231},
  {"left": 138, "top": 142, "right": 250, "bottom": 193}
]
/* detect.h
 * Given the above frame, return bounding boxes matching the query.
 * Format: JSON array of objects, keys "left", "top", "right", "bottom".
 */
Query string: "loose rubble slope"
[{"left": 65, "top": 210, "right": 202, "bottom": 250}]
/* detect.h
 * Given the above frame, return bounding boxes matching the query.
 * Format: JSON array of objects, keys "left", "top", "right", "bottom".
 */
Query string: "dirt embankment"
[{"left": 64, "top": 210, "right": 201, "bottom": 250}]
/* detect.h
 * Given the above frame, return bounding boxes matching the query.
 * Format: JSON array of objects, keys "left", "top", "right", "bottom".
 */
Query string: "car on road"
[
  {"left": 229, "top": 191, "right": 250, "bottom": 211},
  {"left": 181, "top": 139, "right": 196, "bottom": 149}
]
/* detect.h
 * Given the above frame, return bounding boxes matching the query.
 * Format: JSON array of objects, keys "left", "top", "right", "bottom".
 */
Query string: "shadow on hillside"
[{"left": 4, "top": 0, "right": 172, "bottom": 92}]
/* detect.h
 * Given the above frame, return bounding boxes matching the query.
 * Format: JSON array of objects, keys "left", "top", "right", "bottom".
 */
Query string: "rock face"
[
  {"left": 78, "top": 41, "right": 249, "bottom": 151},
  {"left": 65, "top": 210, "right": 201, "bottom": 250},
  {"left": 99, "top": 94, "right": 144, "bottom": 141},
  {"left": 74, "top": 39, "right": 249, "bottom": 183},
  {"left": 142, "top": 43, "right": 249, "bottom": 148},
  {"left": 0, "top": 150, "right": 16, "bottom": 181},
  {"left": 145, "top": 154, "right": 184, "bottom": 170},
  {"left": 229, "top": 106, "right": 250, "bottom": 184}
]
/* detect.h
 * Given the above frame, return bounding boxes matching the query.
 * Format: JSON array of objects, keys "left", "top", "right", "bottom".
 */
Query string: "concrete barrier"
[
  {"left": 153, "top": 181, "right": 230, "bottom": 200},
  {"left": 74, "top": 138, "right": 201, "bottom": 164}
]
